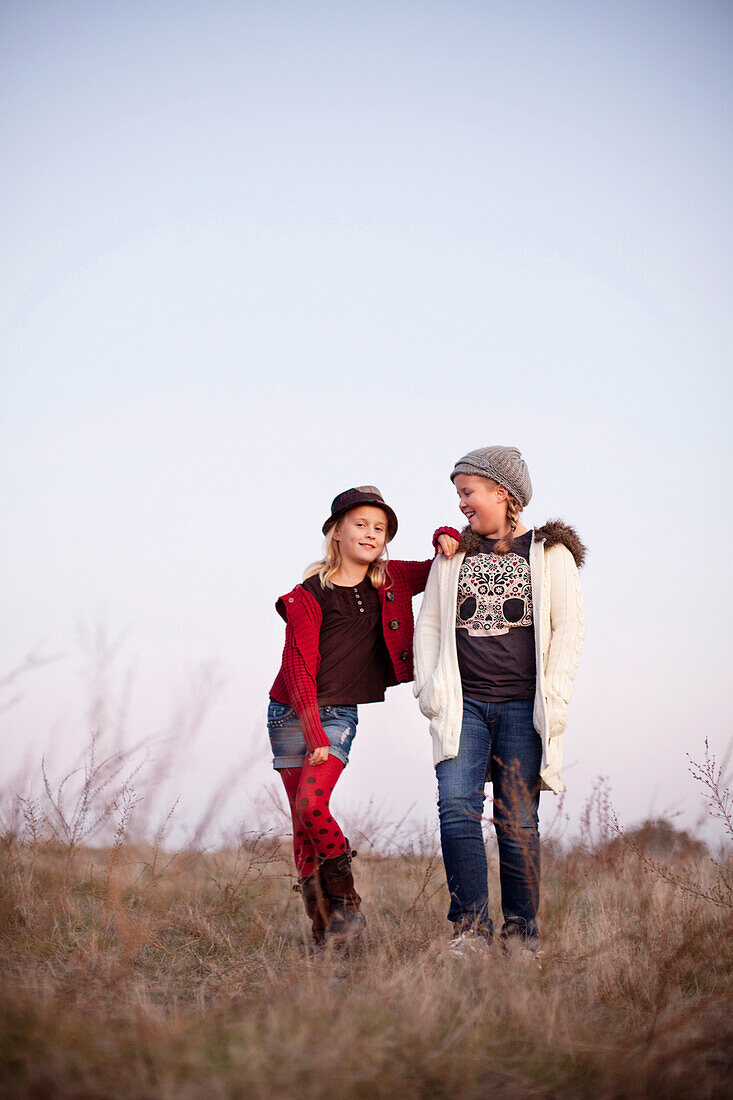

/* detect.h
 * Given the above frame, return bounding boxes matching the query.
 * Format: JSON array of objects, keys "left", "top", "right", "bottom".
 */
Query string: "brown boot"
[
  {"left": 319, "top": 842, "right": 366, "bottom": 941},
  {"left": 294, "top": 873, "right": 331, "bottom": 946}
]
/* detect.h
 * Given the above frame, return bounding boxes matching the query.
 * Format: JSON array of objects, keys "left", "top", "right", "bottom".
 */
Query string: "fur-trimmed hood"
[{"left": 458, "top": 520, "right": 586, "bottom": 568}]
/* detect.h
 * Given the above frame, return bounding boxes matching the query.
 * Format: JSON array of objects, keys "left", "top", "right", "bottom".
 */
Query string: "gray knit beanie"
[{"left": 450, "top": 445, "right": 532, "bottom": 508}]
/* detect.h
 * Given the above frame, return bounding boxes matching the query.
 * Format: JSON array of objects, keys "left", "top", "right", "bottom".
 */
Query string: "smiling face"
[
  {"left": 453, "top": 473, "right": 509, "bottom": 538},
  {"left": 332, "top": 506, "right": 388, "bottom": 567}
]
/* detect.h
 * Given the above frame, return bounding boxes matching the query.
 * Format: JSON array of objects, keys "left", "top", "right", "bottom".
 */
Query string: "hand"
[
  {"left": 309, "top": 746, "right": 329, "bottom": 766},
  {"left": 436, "top": 533, "right": 460, "bottom": 558}
]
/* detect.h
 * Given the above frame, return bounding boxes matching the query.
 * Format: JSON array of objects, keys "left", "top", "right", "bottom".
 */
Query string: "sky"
[{"left": 2, "top": 1, "right": 732, "bottom": 849}]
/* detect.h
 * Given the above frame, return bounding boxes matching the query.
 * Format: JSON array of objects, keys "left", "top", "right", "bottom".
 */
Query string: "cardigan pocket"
[
  {"left": 545, "top": 693, "right": 568, "bottom": 739},
  {"left": 418, "top": 671, "right": 445, "bottom": 720}
]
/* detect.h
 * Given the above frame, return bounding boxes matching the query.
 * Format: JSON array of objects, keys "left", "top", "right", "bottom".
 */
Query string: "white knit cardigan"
[{"left": 412, "top": 528, "right": 585, "bottom": 793}]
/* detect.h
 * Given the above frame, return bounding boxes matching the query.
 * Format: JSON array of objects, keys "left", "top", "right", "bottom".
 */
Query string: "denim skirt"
[{"left": 267, "top": 700, "right": 359, "bottom": 769}]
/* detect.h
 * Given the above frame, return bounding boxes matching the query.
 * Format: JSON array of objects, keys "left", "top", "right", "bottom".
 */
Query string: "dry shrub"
[{"left": 1, "top": 734, "right": 731, "bottom": 1097}]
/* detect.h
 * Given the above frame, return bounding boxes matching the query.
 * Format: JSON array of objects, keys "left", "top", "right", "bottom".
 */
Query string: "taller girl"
[{"left": 413, "top": 447, "right": 585, "bottom": 948}]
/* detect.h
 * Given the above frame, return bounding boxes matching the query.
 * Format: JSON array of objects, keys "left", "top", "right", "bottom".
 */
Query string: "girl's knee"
[
  {"left": 494, "top": 806, "right": 539, "bottom": 833},
  {"left": 492, "top": 784, "right": 539, "bottom": 833},
  {"left": 438, "top": 792, "right": 484, "bottom": 827}
]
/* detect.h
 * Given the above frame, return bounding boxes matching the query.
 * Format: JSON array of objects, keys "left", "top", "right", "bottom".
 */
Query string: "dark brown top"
[{"left": 302, "top": 574, "right": 391, "bottom": 705}]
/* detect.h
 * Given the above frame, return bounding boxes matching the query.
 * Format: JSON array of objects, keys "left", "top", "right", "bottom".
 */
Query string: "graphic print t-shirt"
[{"left": 455, "top": 530, "right": 536, "bottom": 702}]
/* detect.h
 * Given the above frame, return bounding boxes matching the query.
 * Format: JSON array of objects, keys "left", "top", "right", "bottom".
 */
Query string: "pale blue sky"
[{"left": 2, "top": 1, "right": 732, "bottom": 844}]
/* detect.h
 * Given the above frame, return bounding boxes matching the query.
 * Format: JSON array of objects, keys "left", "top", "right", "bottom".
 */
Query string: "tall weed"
[{"left": 1, "top": 741, "right": 731, "bottom": 1098}]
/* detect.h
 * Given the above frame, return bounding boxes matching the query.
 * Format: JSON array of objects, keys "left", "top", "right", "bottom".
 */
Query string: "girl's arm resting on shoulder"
[
  {"left": 433, "top": 526, "right": 461, "bottom": 555},
  {"left": 395, "top": 528, "right": 461, "bottom": 596},
  {"left": 280, "top": 623, "right": 331, "bottom": 752},
  {"left": 545, "top": 546, "right": 586, "bottom": 734}
]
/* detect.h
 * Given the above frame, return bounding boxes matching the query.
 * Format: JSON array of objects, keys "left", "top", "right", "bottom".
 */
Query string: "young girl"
[
  {"left": 269, "top": 486, "right": 458, "bottom": 947},
  {"left": 413, "top": 446, "right": 585, "bottom": 951}
]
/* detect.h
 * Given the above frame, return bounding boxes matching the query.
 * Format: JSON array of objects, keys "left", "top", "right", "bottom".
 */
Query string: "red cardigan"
[{"left": 270, "top": 530, "right": 459, "bottom": 751}]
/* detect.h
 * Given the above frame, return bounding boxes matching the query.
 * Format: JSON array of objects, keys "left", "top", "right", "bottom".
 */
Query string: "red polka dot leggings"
[{"left": 279, "top": 755, "right": 347, "bottom": 876}]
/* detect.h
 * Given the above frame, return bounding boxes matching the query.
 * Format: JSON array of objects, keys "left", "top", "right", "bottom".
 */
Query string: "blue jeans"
[
  {"left": 267, "top": 701, "right": 359, "bottom": 769},
  {"left": 436, "top": 697, "right": 542, "bottom": 939}
]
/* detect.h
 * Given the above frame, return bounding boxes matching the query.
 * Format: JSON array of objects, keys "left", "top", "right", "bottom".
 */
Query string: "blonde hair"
[
  {"left": 486, "top": 480, "right": 523, "bottom": 556},
  {"left": 303, "top": 522, "right": 391, "bottom": 590}
]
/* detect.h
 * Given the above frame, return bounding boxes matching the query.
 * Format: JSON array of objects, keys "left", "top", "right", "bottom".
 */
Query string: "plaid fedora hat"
[{"left": 322, "top": 486, "right": 398, "bottom": 541}]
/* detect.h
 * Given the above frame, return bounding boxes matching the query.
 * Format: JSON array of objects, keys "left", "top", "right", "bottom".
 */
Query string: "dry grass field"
[{"left": 1, "top": 781, "right": 732, "bottom": 1100}]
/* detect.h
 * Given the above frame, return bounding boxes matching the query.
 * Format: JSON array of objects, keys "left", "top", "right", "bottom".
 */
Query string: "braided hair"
[{"left": 492, "top": 492, "right": 522, "bottom": 556}]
